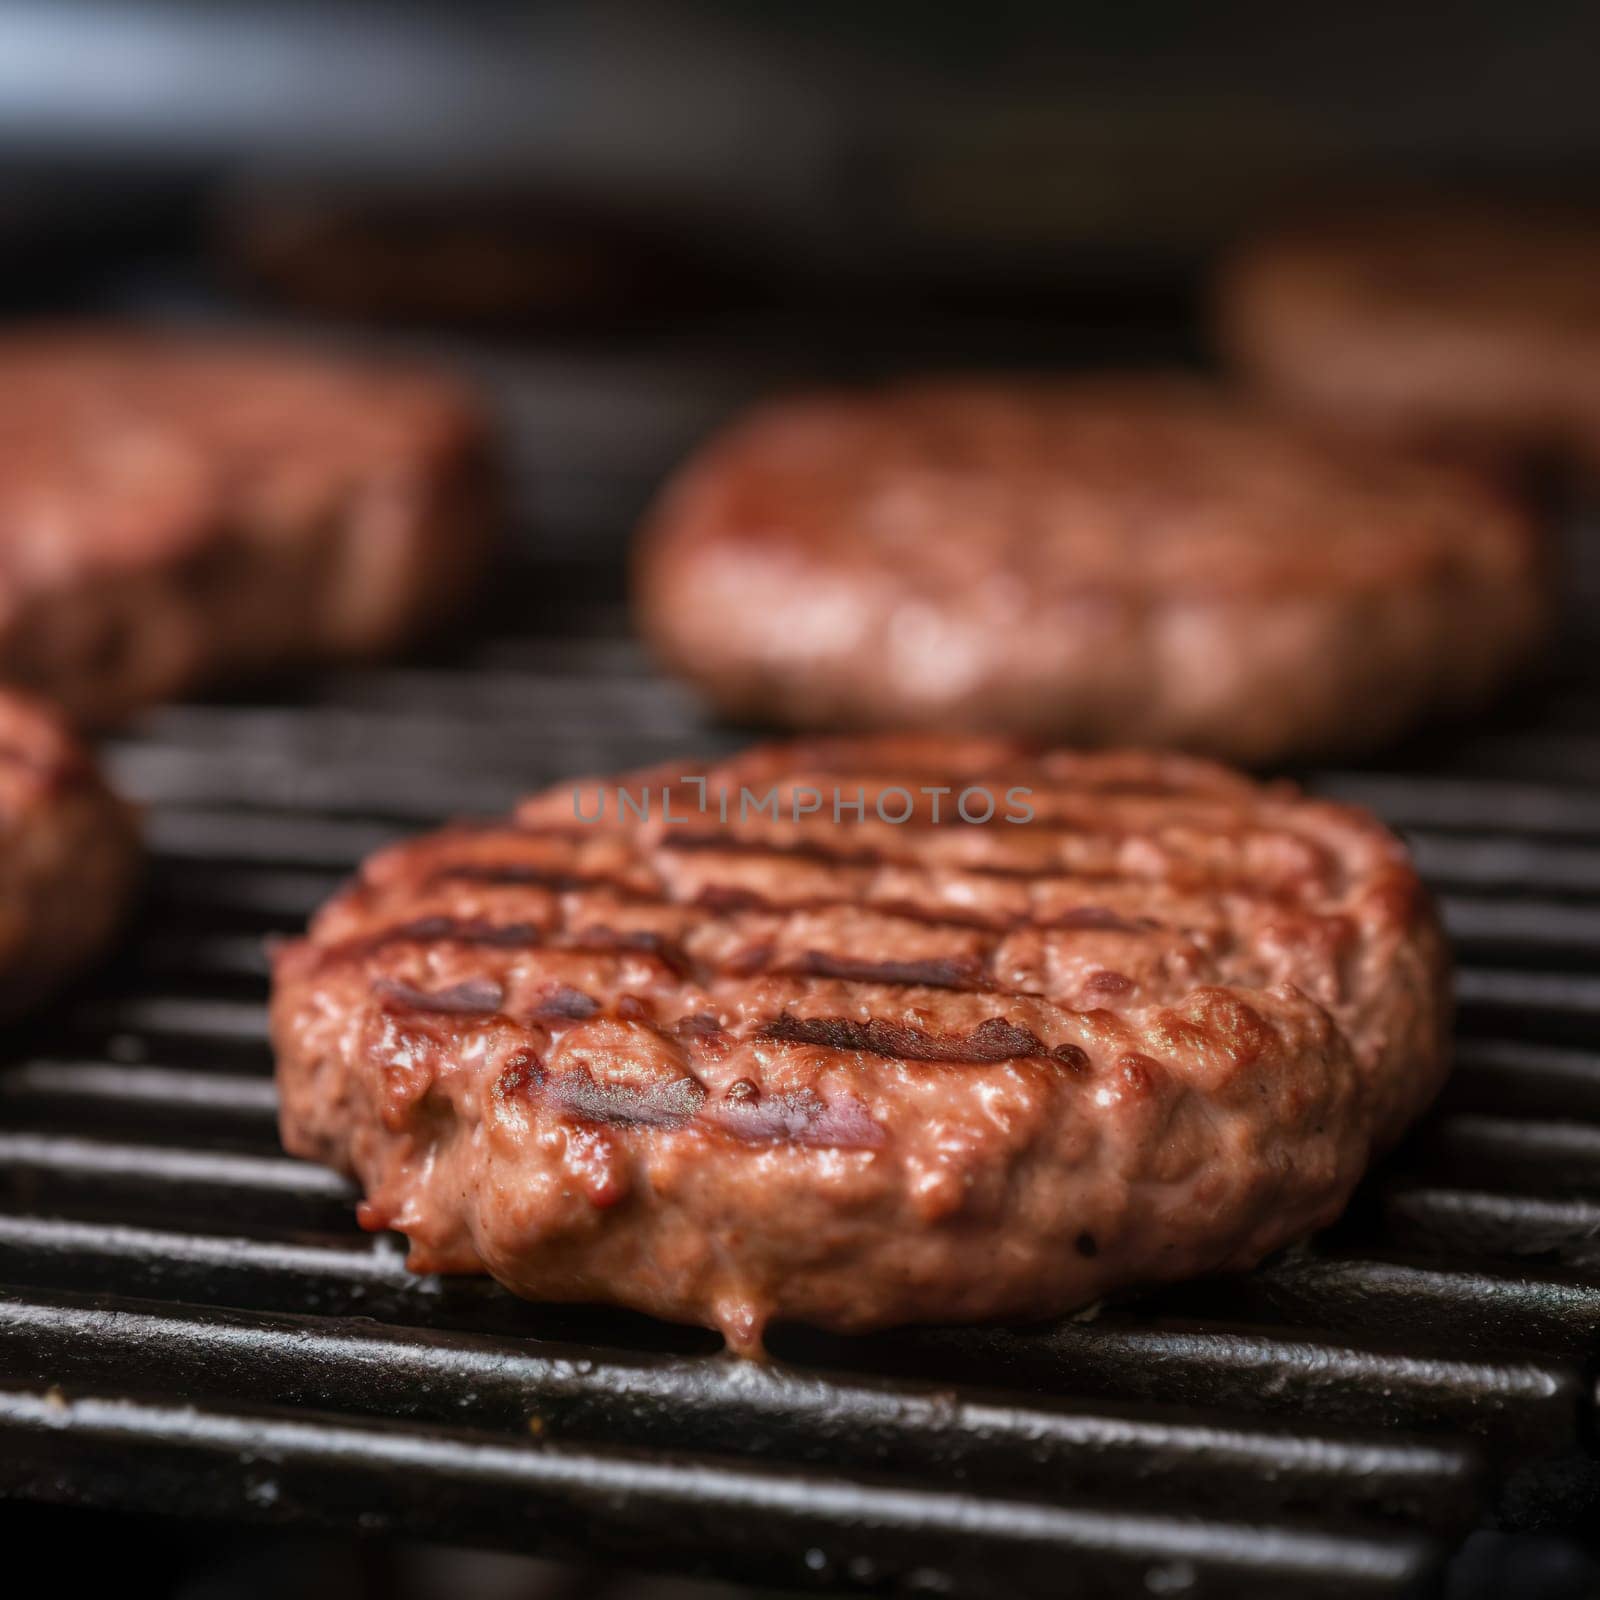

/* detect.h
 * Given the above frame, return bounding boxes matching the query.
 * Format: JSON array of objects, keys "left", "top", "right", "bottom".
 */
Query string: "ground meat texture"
[
  {"left": 271, "top": 738, "right": 1451, "bottom": 1356},
  {"left": 0, "top": 329, "right": 495, "bottom": 723},
  {"left": 0, "top": 689, "right": 138, "bottom": 1016},
  {"left": 630, "top": 377, "right": 1543, "bottom": 763},
  {"left": 1218, "top": 202, "right": 1600, "bottom": 477}
]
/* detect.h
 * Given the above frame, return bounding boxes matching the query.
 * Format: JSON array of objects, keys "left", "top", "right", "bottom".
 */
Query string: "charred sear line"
[
  {"left": 862, "top": 898, "right": 1014, "bottom": 933},
  {"left": 530, "top": 984, "right": 601, "bottom": 1021},
  {"left": 397, "top": 915, "right": 545, "bottom": 947},
  {"left": 431, "top": 847, "right": 1292, "bottom": 937},
  {"left": 675, "top": 1011, "right": 725, "bottom": 1040},
  {"left": 1050, "top": 906, "right": 1161, "bottom": 933},
  {"left": 572, "top": 924, "right": 692, "bottom": 976},
  {"left": 660, "top": 829, "right": 1048, "bottom": 878},
  {"left": 325, "top": 916, "right": 691, "bottom": 978},
  {"left": 375, "top": 976, "right": 506, "bottom": 1015},
  {"left": 797, "top": 950, "right": 991, "bottom": 991},
  {"left": 696, "top": 884, "right": 1183, "bottom": 941},
  {"left": 694, "top": 882, "right": 1020, "bottom": 934},
  {"left": 659, "top": 829, "right": 1282, "bottom": 891},
  {"left": 495, "top": 1058, "right": 883, "bottom": 1149},
  {"left": 761, "top": 1012, "right": 1088, "bottom": 1069},
  {"left": 495, "top": 1055, "right": 706, "bottom": 1128},
  {"left": 432, "top": 863, "right": 664, "bottom": 903},
  {"left": 316, "top": 918, "right": 546, "bottom": 971},
  {"left": 659, "top": 832, "right": 886, "bottom": 867},
  {"left": 709, "top": 1084, "right": 886, "bottom": 1149},
  {"left": 691, "top": 884, "right": 769, "bottom": 914},
  {"left": 552, "top": 1066, "right": 707, "bottom": 1128},
  {"left": 432, "top": 862, "right": 1050, "bottom": 940}
]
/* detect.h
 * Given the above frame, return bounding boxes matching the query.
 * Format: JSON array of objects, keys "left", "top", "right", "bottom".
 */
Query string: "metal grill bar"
[
  {"left": 0, "top": 1291, "right": 1487, "bottom": 1529},
  {"left": 0, "top": 1389, "right": 1442, "bottom": 1600}
]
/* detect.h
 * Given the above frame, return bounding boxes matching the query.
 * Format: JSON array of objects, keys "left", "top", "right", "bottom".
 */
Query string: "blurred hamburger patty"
[
  {"left": 273, "top": 737, "right": 1450, "bottom": 1354},
  {"left": 0, "top": 687, "right": 137, "bottom": 1016},
  {"left": 1219, "top": 201, "right": 1600, "bottom": 475},
  {"left": 0, "top": 329, "right": 495, "bottom": 722},
  {"left": 632, "top": 377, "right": 1543, "bottom": 763}
]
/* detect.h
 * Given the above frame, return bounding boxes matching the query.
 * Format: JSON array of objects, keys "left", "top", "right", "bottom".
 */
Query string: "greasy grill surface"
[{"left": 1, "top": 316, "right": 1599, "bottom": 1591}]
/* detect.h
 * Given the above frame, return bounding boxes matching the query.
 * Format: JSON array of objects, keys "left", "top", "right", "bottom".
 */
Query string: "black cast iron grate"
[{"left": 2, "top": 305, "right": 1600, "bottom": 1594}]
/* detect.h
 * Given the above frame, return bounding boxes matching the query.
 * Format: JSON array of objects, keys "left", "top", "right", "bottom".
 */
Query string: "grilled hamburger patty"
[
  {"left": 632, "top": 378, "right": 1541, "bottom": 762},
  {"left": 0, "top": 330, "right": 494, "bottom": 722},
  {"left": 1219, "top": 204, "right": 1600, "bottom": 473},
  {"left": 272, "top": 738, "right": 1449, "bottom": 1354},
  {"left": 0, "top": 689, "right": 138, "bottom": 1015}
]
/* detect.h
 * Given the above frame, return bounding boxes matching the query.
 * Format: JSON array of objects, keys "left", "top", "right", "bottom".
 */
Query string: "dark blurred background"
[
  {"left": 2, "top": 4, "right": 1598, "bottom": 1597},
  {"left": 6, "top": 1, "right": 1600, "bottom": 295}
]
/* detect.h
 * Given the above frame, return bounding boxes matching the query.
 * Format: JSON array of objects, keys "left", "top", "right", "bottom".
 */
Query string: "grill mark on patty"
[
  {"left": 494, "top": 1053, "right": 882, "bottom": 1148},
  {"left": 795, "top": 950, "right": 992, "bottom": 991},
  {"left": 319, "top": 922, "right": 690, "bottom": 995},
  {"left": 335, "top": 916, "right": 691, "bottom": 963},
  {"left": 420, "top": 861, "right": 1191, "bottom": 936},
  {"left": 430, "top": 863, "right": 1132, "bottom": 950},
  {"left": 684, "top": 880, "right": 1185, "bottom": 941},
  {"left": 1051, "top": 906, "right": 1161, "bottom": 933},
  {"left": 687, "top": 881, "right": 1007, "bottom": 932},
  {"left": 438, "top": 836, "right": 1312, "bottom": 921},
  {"left": 375, "top": 956, "right": 1095, "bottom": 1071},
  {"left": 494, "top": 1056, "right": 707, "bottom": 1129},
  {"left": 760, "top": 1012, "right": 1089, "bottom": 1070},
  {"left": 549, "top": 1066, "right": 707, "bottom": 1128},
  {"left": 570, "top": 924, "right": 690, "bottom": 973},
  {"left": 674, "top": 1011, "right": 724, "bottom": 1039},
  {"left": 530, "top": 984, "right": 601, "bottom": 1021},
  {"left": 328, "top": 753, "right": 1369, "bottom": 1066},
  {"left": 660, "top": 831, "right": 889, "bottom": 868},
  {"left": 431, "top": 863, "right": 664, "bottom": 903},
  {"left": 375, "top": 976, "right": 507, "bottom": 1015},
  {"left": 651, "top": 828, "right": 1331, "bottom": 895},
  {"left": 707, "top": 1083, "right": 887, "bottom": 1149},
  {"left": 343, "top": 910, "right": 1188, "bottom": 1008},
  {"left": 337, "top": 891, "right": 1234, "bottom": 1015},
  {"left": 366, "top": 935, "right": 1111, "bottom": 1063},
  {"left": 396, "top": 915, "right": 545, "bottom": 947}
]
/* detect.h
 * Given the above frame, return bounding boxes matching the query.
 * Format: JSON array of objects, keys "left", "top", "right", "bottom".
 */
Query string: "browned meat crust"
[
  {"left": 272, "top": 737, "right": 1450, "bottom": 1355},
  {"left": 0, "top": 689, "right": 138, "bottom": 1015},
  {"left": 631, "top": 378, "right": 1543, "bottom": 764},
  {"left": 1218, "top": 203, "right": 1600, "bottom": 474},
  {"left": 0, "top": 329, "right": 495, "bottom": 723}
]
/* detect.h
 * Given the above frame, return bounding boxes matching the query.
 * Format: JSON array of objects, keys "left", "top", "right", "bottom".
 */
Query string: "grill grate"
[{"left": 1, "top": 326, "right": 1600, "bottom": 1592}]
